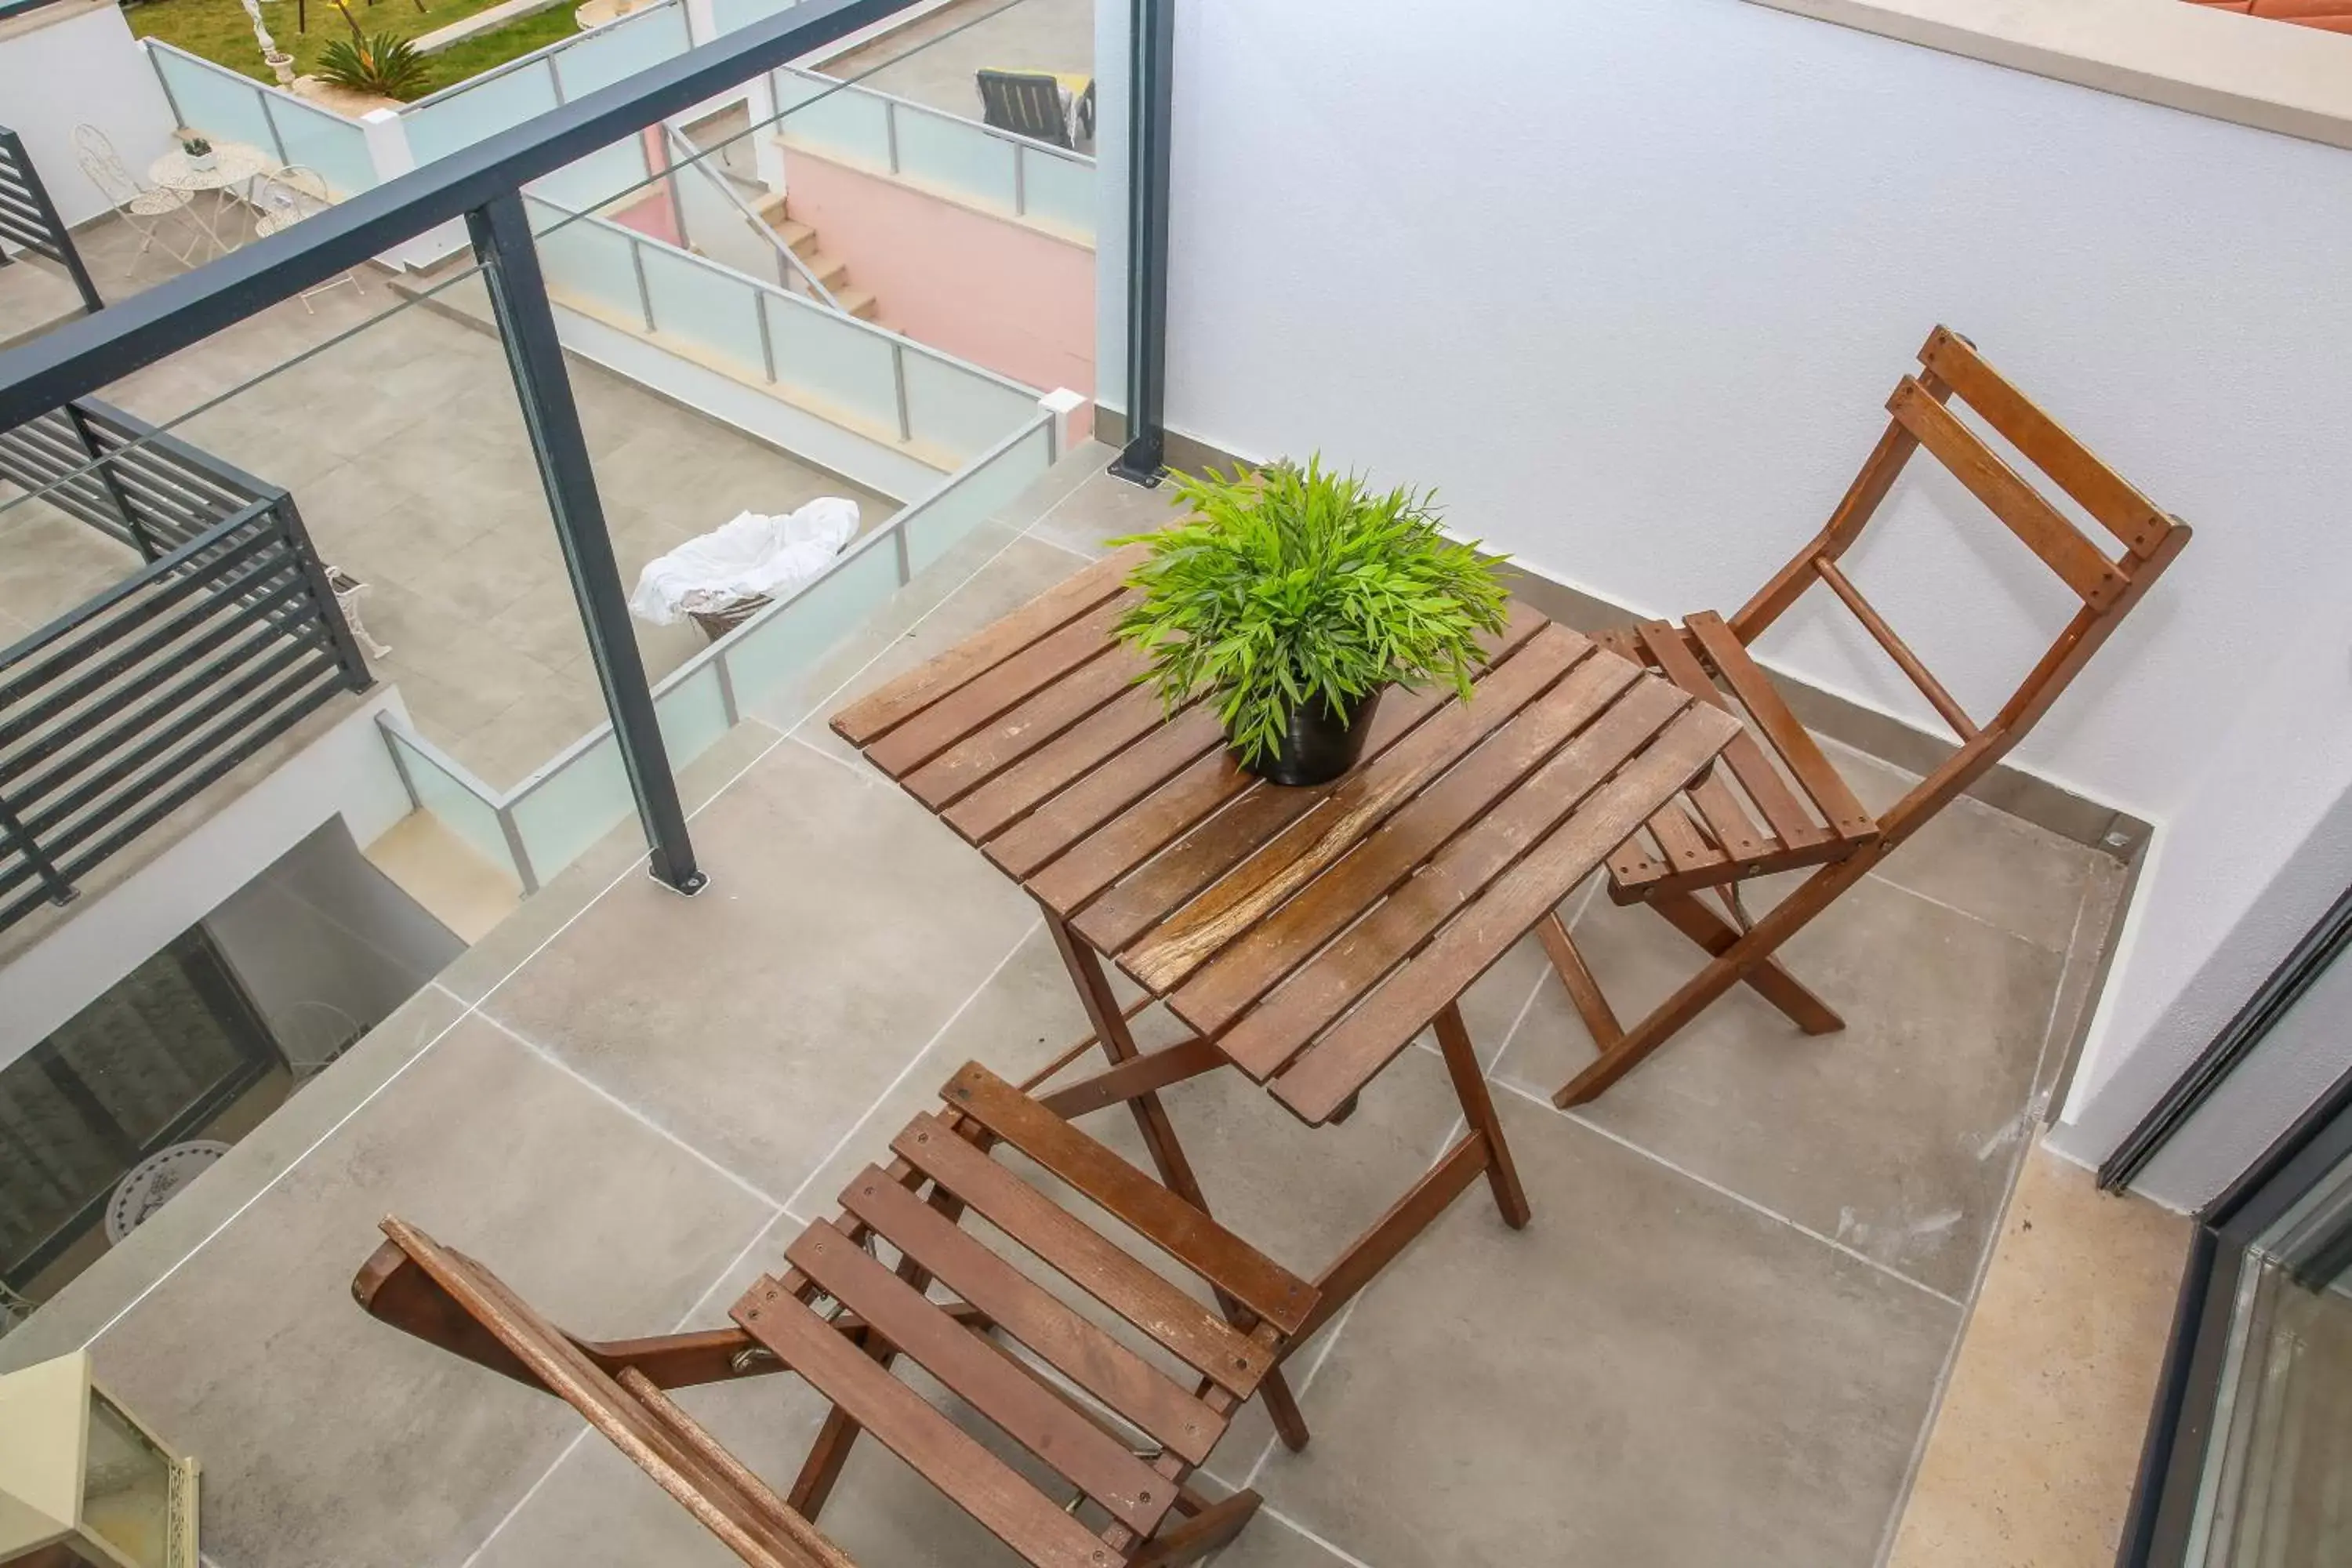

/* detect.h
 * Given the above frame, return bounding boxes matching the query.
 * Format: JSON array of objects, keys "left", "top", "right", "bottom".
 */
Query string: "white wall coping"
[{"left": 1749, "top": 0, "right": 2352, "bottom": 151}]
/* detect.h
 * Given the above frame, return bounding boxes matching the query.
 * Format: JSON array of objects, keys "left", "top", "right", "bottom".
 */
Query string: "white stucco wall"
[
  {"left": 0, "top": 0, "right": 176, "bottom": 228},
  {"left": 1148, "top": 0, "right": 2352, "bottom": 1201}
]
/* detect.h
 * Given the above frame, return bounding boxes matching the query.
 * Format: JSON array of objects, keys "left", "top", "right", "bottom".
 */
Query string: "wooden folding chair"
[
  {"left": 354, "top": 1061, "right": 1313, "bottom": 1568},
  {"left": 1545, "top": 325, "right": 2190, "bottom": 1107}
]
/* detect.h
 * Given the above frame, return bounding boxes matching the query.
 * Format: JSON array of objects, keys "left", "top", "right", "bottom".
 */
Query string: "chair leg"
[
  {"left": 1646, "top": 890, "right": 1842, "bottom": 1035},
  {"left": 1537, "top": 909, "right": 1623, "bottom": 1051},
  {"left": 1555, "top": 858, "right": 1869, "bottom": 1108},
  {"left": 1134, "top": 1489, "right": 1263, "bottom": 1566},
  {"left": 1433, "top": 1001, "right": 1530, "bottom": 1229}
]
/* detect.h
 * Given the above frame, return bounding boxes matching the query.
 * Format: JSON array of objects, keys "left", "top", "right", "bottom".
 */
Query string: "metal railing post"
[
  {"left": 277, "top": 494, "right": 375, "bottom": 691},
  {"left": 465, "top": 191, "right": 704, "bottom": 895},
  {"left": 628, "top": 234, "right": 656, "bottom": 330},
  {"left": 1111, "top": 0, "right": 1174, "bottom": 485},
  {"left": 255, "top": 91, "right": 292, "bottom": 168},
  {"left": 890, "top": 340, "right": 912, "bottom": 442},
  {"left": 884, "top": 97, "right": 901, "bottom": 173}
]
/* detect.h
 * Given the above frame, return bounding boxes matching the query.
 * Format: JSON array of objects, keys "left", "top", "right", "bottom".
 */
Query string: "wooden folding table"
[{"left": 830, "top": 543, "right": 1741, "bottom": 1445}]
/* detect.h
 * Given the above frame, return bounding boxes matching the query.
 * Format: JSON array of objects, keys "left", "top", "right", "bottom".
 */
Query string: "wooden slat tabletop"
[{"left": 831, "top": 550, "right": 1740, "bottom": 1126}]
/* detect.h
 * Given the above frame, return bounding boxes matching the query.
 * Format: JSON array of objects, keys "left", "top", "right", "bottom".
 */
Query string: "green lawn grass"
[
  {"left": 125, "top": 0, "right": 582, "bottom": 98},
  {"left": 412, "top": 2, "right": 579, "bottom": 93}
]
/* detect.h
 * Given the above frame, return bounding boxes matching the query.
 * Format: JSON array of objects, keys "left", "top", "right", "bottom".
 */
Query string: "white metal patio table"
[{"left": 147, "top": 141, "right": 275, "bottom": 258}]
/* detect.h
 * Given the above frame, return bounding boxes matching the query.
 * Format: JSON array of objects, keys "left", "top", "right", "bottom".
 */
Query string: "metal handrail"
[{"left": 657, "top": 123, "right": 844, "bottom": 310}]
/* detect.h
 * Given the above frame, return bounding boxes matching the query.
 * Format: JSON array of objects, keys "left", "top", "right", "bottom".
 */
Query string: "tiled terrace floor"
[
  {"left": 825, "top": 0, "right": 1094, "bottom": 123},
  {"left": 0, "top": 216, "right": 892, "bottom": 788},
  {"left": 0, "top": 451, "right": 2132, "bottom": 1567}
]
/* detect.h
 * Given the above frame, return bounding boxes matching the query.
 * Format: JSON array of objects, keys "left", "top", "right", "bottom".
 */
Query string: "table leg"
[
  {"left": 1040, "top": 909, "right": 1314, "bottom": 1451},
  {"left": 1282, "top": 1001, "right": 1532, "bottom": 1352},
  {"left": 1432, "top": 1001, "right": 1530, "bottom": 1229}
]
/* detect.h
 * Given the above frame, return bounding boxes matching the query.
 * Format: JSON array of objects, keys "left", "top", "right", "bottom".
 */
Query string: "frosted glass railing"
[
  {"left": 145, "top": 43, "right": 376, "bottom": 198},
  {"left": 522, "top": 196, "right": 1044, "bottom": 466},
  {"left": 379, "top": 722, "right": 530, "bottom": 890},
  {"left": 771, "top": 67, "right": 1094, "bottom": 241},
  {"left": 405, "top": 59, "right": 564, "bottom": 163},
  {"left": 379, "top": 412, "right": 1059, "bottom": 891},
  {"left": 534, "top": 136, "right": 656, "bottom": 217},
  {"left": 557, "top": 2, "right": 693, "bottom": 97},
  {"left": 397, "top": 0, "right": 691, "bottom": 169}
]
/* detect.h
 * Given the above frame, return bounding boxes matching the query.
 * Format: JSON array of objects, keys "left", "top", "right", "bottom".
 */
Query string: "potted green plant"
[
  {"left": 179, "top": 133, "right": 215, "bottom": 172},
  {"left": 1112, "top": 457, "right": 1510, "bottom": 786}
]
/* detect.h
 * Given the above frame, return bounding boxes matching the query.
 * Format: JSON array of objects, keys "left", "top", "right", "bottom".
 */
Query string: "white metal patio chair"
[
  {"left": 72, "top": 124, "right": 203, "bottom": 269},
  {"left": 252, "top": 165, "right": 363, "bottom": 312}
]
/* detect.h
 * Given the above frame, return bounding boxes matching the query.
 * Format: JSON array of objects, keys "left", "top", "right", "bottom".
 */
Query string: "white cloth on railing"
[{"left": 627, "top": 497, "right": 860, "bottom": 623}]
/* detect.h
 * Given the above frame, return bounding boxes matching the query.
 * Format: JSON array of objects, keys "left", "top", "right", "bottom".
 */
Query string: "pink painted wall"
[
  {"left": 611, "top": 129, "right": 681, "bottom": 245},
  {"left": 779, "top": 150, "right": 1095, "bottom": 426}
]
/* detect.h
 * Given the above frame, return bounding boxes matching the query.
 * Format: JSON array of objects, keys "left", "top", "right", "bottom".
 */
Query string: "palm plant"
[
  {"left": 318, "top": 2, "right": 430, "bottom": 97},
  {"left": 1112, "top": 457, "right": 1510, "bottom": 779}
]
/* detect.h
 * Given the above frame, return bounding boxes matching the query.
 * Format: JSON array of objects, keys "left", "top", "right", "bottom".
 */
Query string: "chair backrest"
[
  {"left": 358, "top": 1218, "right": 856, "bottom": 1568},
  {"left": 257, "top": 164, "right": 331, "bottom": 220},
  {"left": 975, "top": 68, "right": 1073, "bottom": 148},
  {"left": 1730, "top": 325, "right": 2190, "bottom": 806},
  {"left": 72, "top": 123, "right": 136, "bottom": 203}
]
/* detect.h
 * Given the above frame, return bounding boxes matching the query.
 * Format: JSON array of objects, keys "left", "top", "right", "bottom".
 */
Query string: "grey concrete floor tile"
[
  {"left": 2038, "top": 852, "right": 2129, "bottom": 1109},
  {"left": 788, "top": 920, "right": 1097, "bottom": 1210},
  {"left": 432, "top": 720, "right": 787, "bottom": 1004},
  {"left": 1206, "top": 1510, "right": 1364, "bottom": 1567},
  {"left": 0, "top": 256, "right": 85, "bottom": 345},
  {"left": 1025, "top": 463, "right": 1186, "bottom": 559},
  {"left": 1814, "top": 736, "right": 2100, "bottom": 953},
  {"left": 78, "top": 1014, "right": 778, "bottom": 1568},
  {"left": 1243, "top": 1093, "right": 1958, "bottom": 1568},
  {"left": 477, "top": 739, "right": 1039, "bottom": 1200},
  {"left": 1495, "top": 876, "right": 2065, "bottom": 1301}
]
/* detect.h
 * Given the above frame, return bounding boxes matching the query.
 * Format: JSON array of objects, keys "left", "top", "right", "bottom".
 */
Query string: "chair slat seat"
[
  {"left": 836, "top": 1167, "right": 1229, "bottom": 1465},
  {"left": 1602, "top": 615, "right": 1878, "bottom": 902},
  {"left": 735, "top": 1275, "right": 1116, "bottom": 1568},
  {"left": 359, "top": 1062, "right": 1300, "bottom": 1568}
]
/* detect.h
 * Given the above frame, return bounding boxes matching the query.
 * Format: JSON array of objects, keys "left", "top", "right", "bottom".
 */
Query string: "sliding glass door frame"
[{"left": 2118, "top": 1000, "right": 2352, "bottom": 1565}]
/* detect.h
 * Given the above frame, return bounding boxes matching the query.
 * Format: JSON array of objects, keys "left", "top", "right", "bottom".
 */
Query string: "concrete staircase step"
[{"left": 835, "top": 288, "right": 879, "bottom": 321}]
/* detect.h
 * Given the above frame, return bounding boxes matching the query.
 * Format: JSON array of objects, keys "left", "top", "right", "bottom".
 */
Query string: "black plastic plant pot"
[{"left": 1241, "top": 689, "right": 1385, "bottom": 786}]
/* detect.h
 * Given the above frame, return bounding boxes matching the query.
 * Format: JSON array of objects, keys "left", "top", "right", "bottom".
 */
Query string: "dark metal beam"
[
  {"left": 1109, "top": 0, "right": 1173, "bottom": 486},
  {"left": 0, "top": 0, "right": 910, "bottom": 430},
  {"left": 465, "top": 194, "right": 702, "bottom": 895}
]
